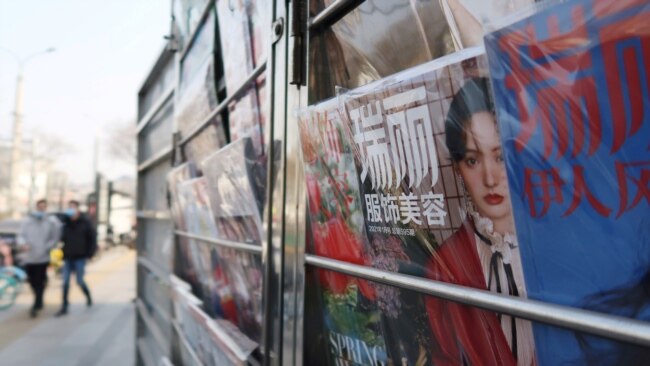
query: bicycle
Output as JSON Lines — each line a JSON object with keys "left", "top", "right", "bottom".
{"left": 0, "top": 241, "right": 26, "bottom": 310}
{"left": 0, "top": 266, "right": 26, "bottom": 310}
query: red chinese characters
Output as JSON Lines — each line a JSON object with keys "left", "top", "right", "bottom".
{"left": 498, "top": 1, "right": 650, "bottom": 159}
{"left": 524, "top": 161, "right": 649, "bottom": 218}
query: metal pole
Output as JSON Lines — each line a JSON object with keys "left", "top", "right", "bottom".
{"left": 2, "top": 47, "right": 55, "bottom": 218}
{"left": 92, "top": 135, "right": 99, "bottom": 178}
{"left": 9, "top": 69, "right": 24, "bottom": 218}
{"left": 107, "top": 181, "right": 113, "bottom": 243}
{"left": 94, "top": 173, "right": 101, "bottom": 229}
{"left": 58, "top": 175, "right": 66, "bottom": 211}
{"left": 27, "top": 136, "right": 37, "bottom": 212}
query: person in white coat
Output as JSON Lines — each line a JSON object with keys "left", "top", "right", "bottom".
{"left": 18, "top": 199, "right": 61, "bottom": 318}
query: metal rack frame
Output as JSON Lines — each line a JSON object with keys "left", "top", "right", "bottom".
{"left": 135, "top": 18, "right": 177, "bottom": 366}
{"left": 292, "top": 0, "right": 650, "bottom": 359}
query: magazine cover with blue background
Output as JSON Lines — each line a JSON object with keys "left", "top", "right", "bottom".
{"left": 485, "top": 0, "right": 650, "bottom": 364}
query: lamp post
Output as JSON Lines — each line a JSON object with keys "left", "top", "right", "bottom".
{"left": 1, "top": 47, "right": 55, "bottom": 218}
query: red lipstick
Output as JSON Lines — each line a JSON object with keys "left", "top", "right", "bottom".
{"left": 484, "top": 194, "right": 504, "bottom": 205}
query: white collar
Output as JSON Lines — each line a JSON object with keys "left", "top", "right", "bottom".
{"left": 470, "top": 211, "right": 518, "bottom": 264}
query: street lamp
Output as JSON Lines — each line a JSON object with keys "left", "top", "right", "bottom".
{"left": 0, "top": 47, "right": 56, "bottom": 218}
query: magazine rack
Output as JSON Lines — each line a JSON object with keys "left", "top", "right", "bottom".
{"left": 136, "top": 1, "right": 650, "bottom": 365}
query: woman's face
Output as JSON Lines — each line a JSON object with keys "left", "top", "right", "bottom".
{"left": 457, "top": 112, "right": 513, "bottom": 232}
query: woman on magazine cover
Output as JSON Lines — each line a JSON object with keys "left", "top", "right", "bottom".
{"left": 425, "top": 77, "right": 536, "bottom": 366}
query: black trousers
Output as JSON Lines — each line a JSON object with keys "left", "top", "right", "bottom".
{"left": 24, "top": 263, "right": 49, "bottom": 309}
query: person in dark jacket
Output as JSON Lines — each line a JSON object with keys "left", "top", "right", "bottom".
{"left": 55, "top": 200, "right": 97, "bottom": 317}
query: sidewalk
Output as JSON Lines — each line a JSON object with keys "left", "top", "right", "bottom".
{"left": 0, "top": 247, "right": 136, "bottom": 366}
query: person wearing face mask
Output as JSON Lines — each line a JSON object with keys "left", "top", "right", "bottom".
{"left": 55, "top": 200, "right": 97, "bottom": 317}
{"left": 17, "top": 199, "right": 62, "bottom": 318}
{"left": 425, "top": 78, "right": 536, "bottom": 366}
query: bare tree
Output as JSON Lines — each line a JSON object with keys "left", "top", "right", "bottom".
{"left": 105, "top": 120, "right": 137, "bottom": 165}
{"left": 31, "top": 131, "right": 76, "bottom": 170}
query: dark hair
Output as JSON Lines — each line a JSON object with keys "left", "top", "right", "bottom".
{"left": 68, "top": 200, "right": 80, "bottom": 208}
{"left": 444, "top": 77, "right": 494, "bottom": 162}
{"left": 36, "top": 199, "right": 47, "bottom": 206}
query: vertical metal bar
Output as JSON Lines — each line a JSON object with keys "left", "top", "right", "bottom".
{"left": 280, "top": 85, "right": 308, "bottom": 366}
{"left": 289, "top": 0, "right": 306, "bottom": 85}
{"left": 262, "top": 0, "right": 288, "bottom": 364}
{"left": 281, "top": 0, "right": 309, "bottom": 363}
{"left": 107, "top": 181, "right": 113, "bottom": 242}
{"left": 261, "top": 2, "right": 275, "bottom": 364}
{"left": 93, "top": 173, "right": 101, "bottom": 230}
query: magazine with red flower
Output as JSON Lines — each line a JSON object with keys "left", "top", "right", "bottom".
{"left": 299, "top": 98, "right": 388, "bottom": 365}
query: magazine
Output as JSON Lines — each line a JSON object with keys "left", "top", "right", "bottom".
{"left": 343, "top": 47, "right": 542, "bottom": 366}
{"left": 168, "top": 163, "right": 199, "bottom": 229}
{"left": 188, "top": 301, "right": 215, "bottom": 364}
{"left": 171, "top": 281, "right": 203, "bottom": 364}
{"left": 183, "top": 116, "right": 228, "bottom": 170}
{"left": 298, "top": 98, "right": 389, "bottom": 365}
{"left": 179, "top": 177, "right": 241, "bottom": 325}
{"left": 485, "top": 0, "right": 650, "bottom": 364}
{"left": 176, "top": 7, "right": 221, "bottom": 138}
{"left": 174, "top": 5, "right": 228, "bottom": 167}
{"left": 246, "top": 0, "right": 270, "bottom": 143}
{"left": 206, "top": 318, "right": 258, "bottom": 366}
{"left": 201, "top": 137, "right": 265, "bottom": 342}
{"left": 216, "top": 0, "right": 264, "bottom": 156}
{"left": 178, "top": 178, "right": 221, "bottom": 314}
{"left": 168, "top": 163, "right": 201, "bottom": 293}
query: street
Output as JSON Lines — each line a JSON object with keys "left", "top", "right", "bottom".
{"left": 0, "top": 247, "right": 136, "bottom": 366}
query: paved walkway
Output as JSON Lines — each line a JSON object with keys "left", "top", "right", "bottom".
{"left": 0, "top": 247, "right": 136, "bottom": 366}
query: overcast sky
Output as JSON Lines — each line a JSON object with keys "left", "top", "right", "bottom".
{"left": 0, "top": 0, "right": 171, "bottom": 185}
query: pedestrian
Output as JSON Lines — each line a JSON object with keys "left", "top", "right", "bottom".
{"left": 55, "top": 200, "right": 97, "bottom": 317}
{"left": 17, "top": 199, "right": 62, "bottom": 318}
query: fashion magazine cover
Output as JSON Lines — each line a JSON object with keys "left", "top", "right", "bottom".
{"left": 485, "top": 0, "right": 650, "bottom": 364}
